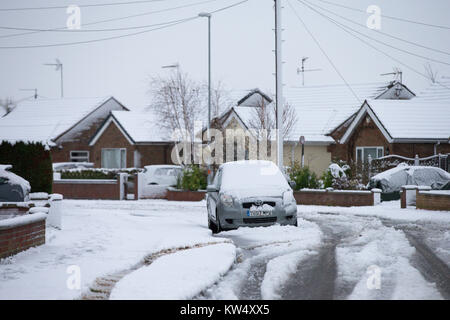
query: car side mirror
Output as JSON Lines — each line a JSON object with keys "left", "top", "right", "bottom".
{"left": 207, "top": 185, "right": 219, "bottom": 193}
{"left": 289, "top": 180, "right": 296, "bottom": 189}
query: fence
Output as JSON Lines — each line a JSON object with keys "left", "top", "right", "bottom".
{"left": 352, "top": 153, "right": 450, "bottom": 184}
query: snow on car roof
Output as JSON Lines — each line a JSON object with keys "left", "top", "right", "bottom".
{"left": 0, "top": 165, "right": 31, "bottom": 194}
{"left": 0, "top": 96, "right": 112, "bottom": 145}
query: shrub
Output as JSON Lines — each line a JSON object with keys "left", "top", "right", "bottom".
{"left": 321, "top": 170, "right": 334, "bottom": 189}
{"left": 287, "top": 163, "right": 320, "bottom": 190}
{"left": 0, "top": 141, "right": 53, "bottom": 193}
{"left": 321, "top": 163, "right": 367, "bottom": 190}
{"left": 180, "top": 165, "right": 207, "bottom": 191}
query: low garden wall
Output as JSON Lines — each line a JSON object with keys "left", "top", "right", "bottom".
{"left": 416, "top": 190, "right": 450, "bottom": 211}
{"left": 0, "top": 212, "right": 47, "bottom": 259}
{"left": 53, "top": 175, "right": 127, "bottom": 200}
{"left": 294, "top": 188, "right": 381, "bottom": 207}
{"left": 166, "top": 189, "right": 206, "bottom": 202}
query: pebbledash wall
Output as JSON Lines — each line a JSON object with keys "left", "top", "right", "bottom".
{"left": 294, "top": 189, "right": 381, "bottom": 207}
{"left": 0, "top": 212, "right": 47, "bottom": 259}
{"left": 416, "top": 190, "right": 450, "bottom": 211}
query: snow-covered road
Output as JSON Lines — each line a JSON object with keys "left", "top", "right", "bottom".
{"left": 0, "top": 199, "right": 448, "bottom": 300}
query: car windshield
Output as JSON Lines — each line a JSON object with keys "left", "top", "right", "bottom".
{"left": 221, "top": 161, "right": 289, "bottom": 191}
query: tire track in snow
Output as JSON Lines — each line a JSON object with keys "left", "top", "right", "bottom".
{"left": 80, "top": 241, "right": 232, "bottom": 300}
{"left": 382, "top": 220, "right": 450, "bottom": 300}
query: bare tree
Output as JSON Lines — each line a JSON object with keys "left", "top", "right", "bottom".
{"left": 424, "top": 63, "right": 439, "bottom": 83}
{"left": 0, "top": 97, "right": 16, "bottom": 116}
{"left": 208, "top": 80, "right": 232, "bottom": 119}
{"left": 148, "top": 70, "right": 203, "bottom": 141}
{"left": 247, "top": 95, "right": 298, "bottom": 140}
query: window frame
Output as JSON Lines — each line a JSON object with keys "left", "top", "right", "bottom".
{"left": 101, "top": 148, "right": 127, "bottom": 169}
{"left": 355, "top": 146, "right": 384, "bottom": 162}
{"left": 70, "top": 150, "right": 90, "bottom": 163}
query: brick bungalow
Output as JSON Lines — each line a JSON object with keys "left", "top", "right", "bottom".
{"left": 210, "top": 81, "right": 415, "bottom": 175}
{"left": 329, "top": 99, "right": 450, "bottom": 162}
{"left": 89, "top": 111, "right": 174, "bottom": 168}
{"left": 0, "top": 96, "right": 173, "bottom": 169}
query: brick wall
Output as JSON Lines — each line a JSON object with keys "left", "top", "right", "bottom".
{"left": 0, "top": 215, "right": 46, "bottom": 259}
{"left": 90, "top": 121, "right": 135, "bottom": 168}
{"left": 416, "top": 191, "right": 450, "bottom": 211}
{"left": 53, "top": 180, "right": 120, "bottom": 200}
{"left": 294, "top": 190, "right": 375, "bottom": 207}
{"left": 166, "top": 189, "right": 206, "bottom": 202}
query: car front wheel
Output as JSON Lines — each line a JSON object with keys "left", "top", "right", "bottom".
{"left": 208, "top": 211, "right": 222, "bottom": 234}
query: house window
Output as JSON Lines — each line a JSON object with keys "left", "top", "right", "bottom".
{"left": 101, "top": 148, "right": 126, "bottom": 169}
{"left": 356, "top": 147, "right": 384, "bottom": 162}
{"left": 70, "top": 151, "right": 89, "bottom": 163}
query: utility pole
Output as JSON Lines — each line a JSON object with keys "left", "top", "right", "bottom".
{"left": 44, "top": 59, "right": 63, "bottom": 98}
{"left": 297, "top": 57, "right": 321, "bottom": 86}
{"left": 199, "top": 12, "right": 213, "bottom": 183}
{"left": 275, "top": 0, "right": 284, "bottom": 170}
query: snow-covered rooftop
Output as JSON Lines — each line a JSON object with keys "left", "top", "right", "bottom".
{"left": 111, "top": 111, "right": 171, "bottom": 143}
{"left": 0, "top": 96, "right": 113, "bottom": 145}
{"left": 415, "top": 76, "right": 450, "bottom": 102}
{"left": 225, "top": 83, "right": 395, "bottom": 143}
{"left": 285, "top": 82, "right": 395, "bottom": 143}
{"left": 367, "top": 99, "right": 450, "bottom": 140}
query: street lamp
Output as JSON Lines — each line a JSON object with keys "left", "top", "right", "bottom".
{"left": 44, "top": 59, "right": 63, "bottom": 98}
{"left": 199, "top": 12, "right": 212, "bottom": 183}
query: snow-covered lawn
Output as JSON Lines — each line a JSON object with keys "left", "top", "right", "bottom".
{"left": 0, "top": 199, "right": 228, "bottom": 300}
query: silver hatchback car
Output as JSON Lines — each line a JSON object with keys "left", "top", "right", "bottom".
{"left": 206, "top": 160, "right": 298, "bottom": 233}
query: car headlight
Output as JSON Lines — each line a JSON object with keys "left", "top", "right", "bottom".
{"left": 283, "top": 190, "right": 295, "bottom": 206}
{"left": 220, "top": 193, "right": 234, "bottom": 207}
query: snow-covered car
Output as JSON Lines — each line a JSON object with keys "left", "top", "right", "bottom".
{"left": 0, "top": 165, "right": 31, "bottom": 202}
{"left": 206, "top": 160, "right": 298, "bottom": 233}
{"left": 143, "top": 165, "right": 182, "bottom": 187}
{"left": 368, "top": 164, "right": 450, "bottom": 198}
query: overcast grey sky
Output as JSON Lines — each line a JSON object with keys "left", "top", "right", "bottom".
{"left": 0, "top": 0, "right": 449, "bottom": 110}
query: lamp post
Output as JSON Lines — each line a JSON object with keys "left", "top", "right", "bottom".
{"left": 44, "top": 59, "right": 63, "bottom": 98}
{"left": 199, "top": 12, "right": 212, "bottom": 183}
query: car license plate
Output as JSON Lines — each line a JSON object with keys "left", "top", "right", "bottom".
{"left": 247, "top": 209, "right": 271, "bottom": 217}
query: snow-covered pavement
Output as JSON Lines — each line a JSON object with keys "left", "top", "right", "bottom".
{"left": 0, "top": 199, "right": 448, "bottom": 300}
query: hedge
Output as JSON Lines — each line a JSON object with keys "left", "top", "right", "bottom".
{"left": 0, "top": 141, "right": 53, "bottom": 193}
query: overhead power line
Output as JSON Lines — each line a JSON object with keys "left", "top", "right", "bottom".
{"left": 303, "top": 0, "right": 450, "bottom": 57}
{"left": 0, "top": 17, "right": 198, "bottom": 49}
{"left": 316, "top": 0, "right": 450, "bottom": 30}
{"left": 0, "top": 0, "right": 167, "bottom": 12}
{"left": 297, "top": 0, "right": 450, "bottom": 67}
{"left": 294, "top": 0, "right": 450, "bottom": 90}
{"left": 0, "top": 0, "right": 222, "bottom": 39}
{"left": 0, "top": 0, "right": 249, "bottom": 49}
{"left": 286, "top": 0, "right": 361, "bottom": 103}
